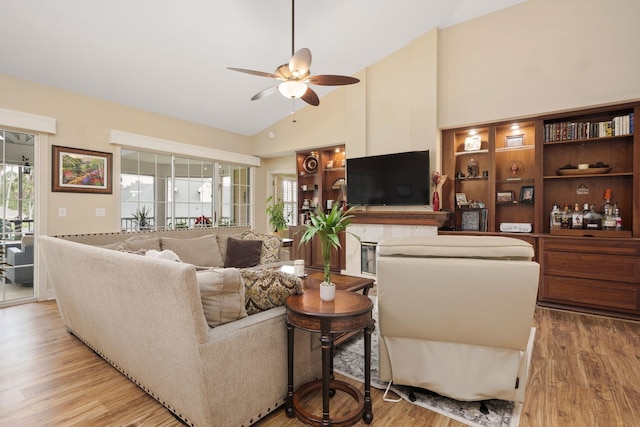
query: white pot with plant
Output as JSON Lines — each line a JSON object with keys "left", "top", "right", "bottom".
{"left": 299, "top": 203, "right": 358, "bottom": 301}
{"left": 266, "top": 196, "right": 289, "bottom": 237}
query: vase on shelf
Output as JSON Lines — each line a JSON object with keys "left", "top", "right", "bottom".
{"left": 431, "top": 171, "right": 447, "bottom": 212}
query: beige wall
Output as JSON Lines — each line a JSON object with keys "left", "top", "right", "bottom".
{"left": 251, "top": 29, "right": 440, "bottom": 164}
{"left": 0, "top": 74, "right": 252, "bottom": 235}
{"left": 438, "top": 0, "right": 640, "bottom": 128}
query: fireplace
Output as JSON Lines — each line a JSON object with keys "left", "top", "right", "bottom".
{"left": 360, "top": 242, "right": 377, "bottom": 275}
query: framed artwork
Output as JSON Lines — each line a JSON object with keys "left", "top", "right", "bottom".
{"left": 464, "top": 135, "right": 482, "bottom": 151}
{"left": 520, "top": 186, "right": 534, "bottom": 203}
{"left": 505, "top": 134, "right": 525, "bottom": 148}
{"left": 455, "top": 192, "right": 469, "bottom": 207}
{"left": 52, "top": 145, "right": 113, "bottom": 193}
{"left": 455, "top": 208, "right": 488, "bottom": 231}
{"left": 496, "top": 190, "right": 515, "bottom": 204}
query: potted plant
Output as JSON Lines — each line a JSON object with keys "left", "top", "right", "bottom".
{"left": 299, "top": 203, "right": 358, "bottom": 301}
{"left": 132, "top": 205, "right": 151, "bottom": 230}
{"left": 266, "top": 196, "right": 289, "bottom": 236}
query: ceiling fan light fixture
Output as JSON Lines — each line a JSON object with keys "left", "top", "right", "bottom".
{"left": 278, "top": 80, "right": 307, "bottom": 99}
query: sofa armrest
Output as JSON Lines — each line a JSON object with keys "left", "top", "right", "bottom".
{"left": 7, "top": 246, "right": 34, "bottom": 265}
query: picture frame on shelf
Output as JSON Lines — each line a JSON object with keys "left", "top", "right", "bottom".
{"left": 464, "top": 135, "right": 482, "bottom": 152}
{"left": 455, "top": 192, "right": 469, "bottom": 207}
{"left": 520, "top": 186, "right": 534, "bottom": 203}
{"left": 505, "top": 134, "right": 525, "bottom": 148}
{"left": 496, "top": 190, "right": 516, "bottom": 204}
{"left": 52, "top": 145, "right": 112, "bottom": 194}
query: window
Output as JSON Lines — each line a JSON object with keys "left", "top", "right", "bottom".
{"left": 281, "top": 177, "right": 297, "bottom": 226}
{"left": 120, "top": 149, "right": 251, "bottom": 230}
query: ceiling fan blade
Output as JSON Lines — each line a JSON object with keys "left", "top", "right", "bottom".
{"left": 227, "top": 67, "right": 280, "bottom": 79}
{"left": 289, "top": 48, "right": 312, "bottom": 77}
{"left": 251, "top": 86, "right": 279, "bottom": 101}
{"left": 305, "top": 75, "right": 360, "bottom": 86}
{"left": 301, "top": 87, "right": 320, "bottom": 106}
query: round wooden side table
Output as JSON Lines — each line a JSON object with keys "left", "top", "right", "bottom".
{"left": 285, "top": 289, "right": 374, "bottom": 427}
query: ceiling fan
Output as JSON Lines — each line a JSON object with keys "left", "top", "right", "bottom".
{"left": 227, "top": 0, "right": 360, "bottom": 107}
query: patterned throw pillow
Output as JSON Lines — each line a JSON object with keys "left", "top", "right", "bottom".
{"left": 241, "top": 230, "right": 282, "bottom": 265}
{"left": 241, "top": 269, "right": 303, "bottom": 315}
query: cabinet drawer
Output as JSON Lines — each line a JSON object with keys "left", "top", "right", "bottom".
{"left": 543, "top": 251, "right": 640, "bottom": 283}
{"left": 542, "top": 237, "right": 640, "bottom": 256}
{"left": 541, "top": 275, "right": 639, "bottom": 311}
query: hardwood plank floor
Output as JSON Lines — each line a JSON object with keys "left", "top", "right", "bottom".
{"left": 1, "top": 300, "right": 639, "bottom": 426}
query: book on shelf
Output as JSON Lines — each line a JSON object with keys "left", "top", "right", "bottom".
{"left": 543, "top": 112, "right": 634, "bottom": 142}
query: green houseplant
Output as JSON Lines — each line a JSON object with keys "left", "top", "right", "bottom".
{"left": 299, "top": 203, "right": 358, "bottom": 295}
{"left": 266, "top": 196, "right": 289, "bottom": 235}
{"left": 132, "top": 205, "right": 151, "bottom": 230}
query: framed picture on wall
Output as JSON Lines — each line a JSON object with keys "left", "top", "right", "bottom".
{"left": 52, "top": 145, "right": 113, "bottom": 194}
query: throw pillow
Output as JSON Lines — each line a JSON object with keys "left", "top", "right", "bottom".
{"left": 224, "top": 238, "right": 262, "bottom": 268}
{"left": 216, "top": 233, "right": 243, "bottom": 264}
{"left": 197, "top": 268, "right": 247, "bottom": 328}
{"left": 161, "top": 234, "right": 224, "bottom": 267}
{"left": 123, "top": 234, "right": 162, "bottom": 251}
{"left": 241, "top": 269, "right": 303, "bottom": 315}
{"left": 241, "top": 230, "right": 282, "bottom": 265}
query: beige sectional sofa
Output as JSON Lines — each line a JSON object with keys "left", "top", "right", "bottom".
{"left": 39, "top": 226, "right": 321, "bottom": 427}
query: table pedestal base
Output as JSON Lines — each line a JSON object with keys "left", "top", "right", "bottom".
{"left": 293, "top": 379, "right": 365, "bottom": 427}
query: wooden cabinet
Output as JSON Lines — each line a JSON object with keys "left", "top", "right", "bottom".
{"left": 442, "top": 121, "right": 536, "bottom": 232}
{"left": 293, "top": 145, "right": 346, "bottom": 271}
{"left": 539, "top": 237, "right": 640, "bottom": 316}
{"left": 442, "top": 102, "right": 640, "bottom": 319}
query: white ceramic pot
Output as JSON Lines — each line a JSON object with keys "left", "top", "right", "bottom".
{"left": 319, "top": 282, "right": 336, "bottom": 302}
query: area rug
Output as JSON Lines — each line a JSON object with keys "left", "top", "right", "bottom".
{"left": 333, "top": 297, "right": 535, "bottom": 427}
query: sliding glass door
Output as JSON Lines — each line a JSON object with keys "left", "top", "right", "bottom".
{"left": 0, "top": 129, "right": 35, "bottom": 305}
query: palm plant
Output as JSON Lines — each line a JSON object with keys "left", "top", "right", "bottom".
{"left": 299, "top": 203, "right": 358, "bottom": 284}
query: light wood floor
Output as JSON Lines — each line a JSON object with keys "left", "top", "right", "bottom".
{"left": 1, "top": 300, "right": 639, "bottom": 426}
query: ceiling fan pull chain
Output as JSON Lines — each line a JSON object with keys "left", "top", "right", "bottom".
{"left": 291, "top": 99, "right": 297, "bottom": 123}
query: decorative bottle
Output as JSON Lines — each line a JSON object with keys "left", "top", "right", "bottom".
{"left": 614, "top": 204, "right": 622, "bottom": 231}
{"left": 550, "top": 202, "right": 560, "bottom": 230}
{"left": 571, "top": 203, "right": 583, "bottom": 229}
{"left": 602, "top": 189, "right": 616, "bottom": 230}
{"left": 560, "top": 203, "right": 572, "bottom": 229}
{"left": 583, "top": 204, "right": 603, "bottom": 230}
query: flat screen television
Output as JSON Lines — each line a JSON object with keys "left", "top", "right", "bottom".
{"left": 346, "top": 150, "right": 430, "bottom": 206}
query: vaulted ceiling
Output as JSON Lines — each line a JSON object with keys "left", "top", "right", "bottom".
{"left": 1, "top": 0, "right": 525, "bottom": 136}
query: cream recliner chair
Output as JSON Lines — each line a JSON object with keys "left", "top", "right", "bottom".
{"left": 376, "top": 235, "right": 539, "bottom": 402}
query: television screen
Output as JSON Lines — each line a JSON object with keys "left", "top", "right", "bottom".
{"left": 346, "top": 150, "right": 430, "bottom": 206}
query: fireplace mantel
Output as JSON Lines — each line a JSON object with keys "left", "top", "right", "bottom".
{"left": 350, "top": 210, "right": 450, "bottom": 227}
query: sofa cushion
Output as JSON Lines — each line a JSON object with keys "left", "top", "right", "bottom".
{"left": 224, "top": 238, "right": 262, "bottom": 268}
{"left": 197, "top": 268, "right": 247, "bottom": 328}
{"left": 161, "top": 234, "right": 224, "bottom": 267}
{"left": 216, "top": 233, "right": 243, "bottom": 264}
{"left": 101, "top": 234, "right": 162, "bottom": 252}
{"left": 241, "top": 269, "right": 303, "bottom": 315}
{"left": 241, "top": 230, "right": 282, "bottom": 264}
